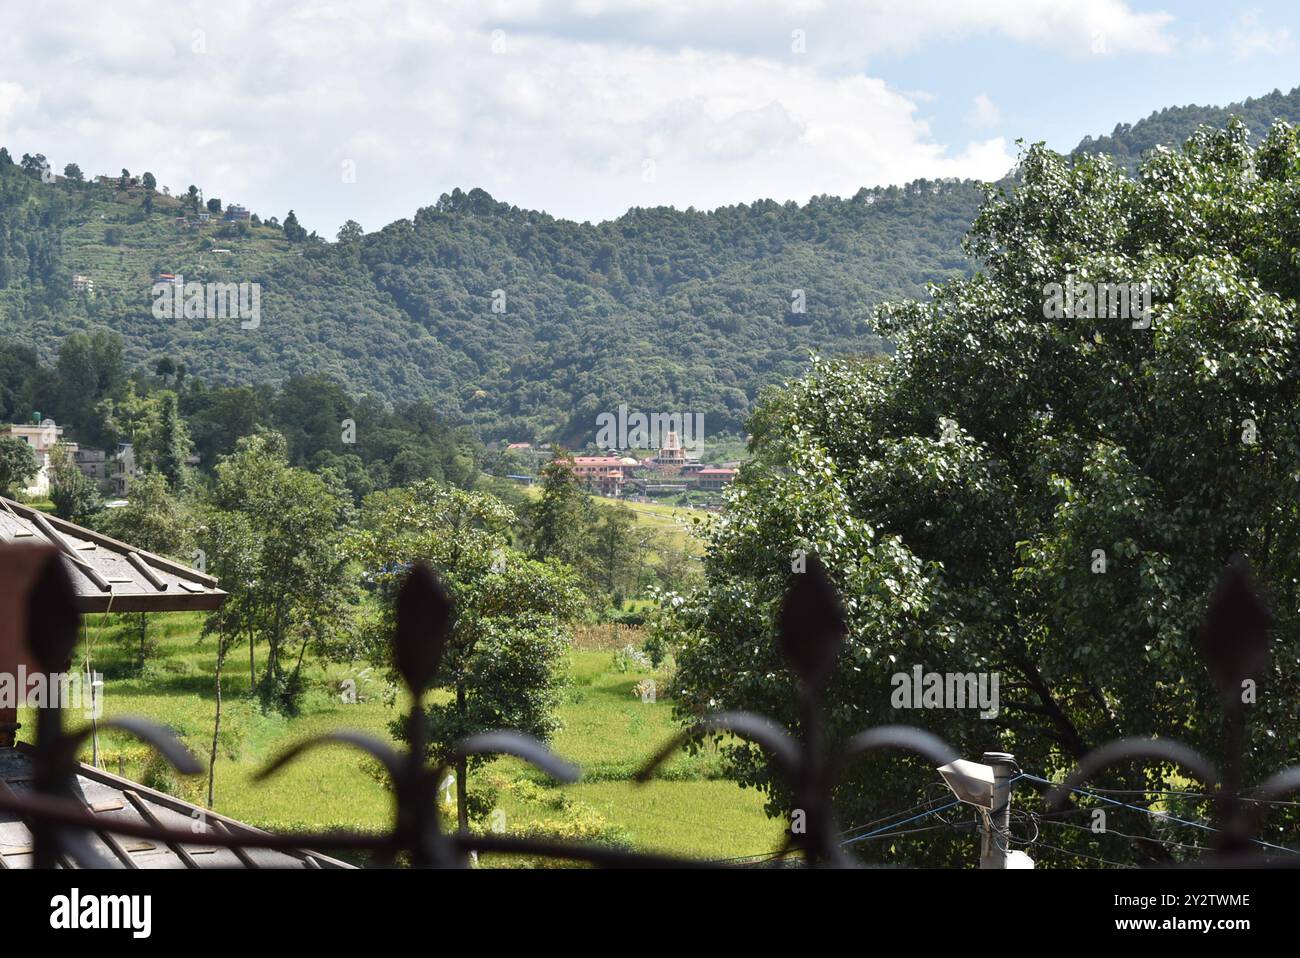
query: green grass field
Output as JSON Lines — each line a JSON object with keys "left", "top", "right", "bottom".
{"left": 17, "top": 612, "right": 784, "bottom": 865}
{"left": 519, "top": 483, "right": 707, "bottom": 554}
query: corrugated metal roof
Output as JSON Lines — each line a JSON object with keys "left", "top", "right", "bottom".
{"left": 0, "top": 498, "right": 225, "bottom": 613}
{"left": 0, "top": 745, "right": 350, "bottom": 869}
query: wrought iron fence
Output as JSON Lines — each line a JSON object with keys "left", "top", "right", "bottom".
{"left": 0, "top": 545, "right": 1297, "bottom": 868}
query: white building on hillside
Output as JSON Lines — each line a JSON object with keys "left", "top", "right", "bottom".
{"left": 6, "top": 420, "right": 71, "bottom": 497}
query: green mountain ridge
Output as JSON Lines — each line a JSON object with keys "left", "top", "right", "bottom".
{"left": 1072, "top": 84, "right": 1300, "bottom": 169}
{"left": 4, "top": 82, "right": 1300, "bottom": 444}
{"left": 1, "top": 165, "right": 978, "bottom": 442}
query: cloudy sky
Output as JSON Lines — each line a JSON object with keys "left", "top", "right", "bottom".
{"left": 2, "top": 0, "right": 1298, "bottom": 235}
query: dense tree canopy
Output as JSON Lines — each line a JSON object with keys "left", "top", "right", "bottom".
{"left": 353, "top": 480, "right": 585, "bottom": 827}
{"left": 671, "top": 120, "right": 1300, "bottom": 867}
{"left": 0, "top": 147, "right": 981, "bottom": 443}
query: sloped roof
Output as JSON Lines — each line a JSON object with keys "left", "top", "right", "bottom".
{"left": 0, "top": 497, "right": 225, "bottom": 612}
{"left": 0, "top": 745, "right": 349, "bottom": 869}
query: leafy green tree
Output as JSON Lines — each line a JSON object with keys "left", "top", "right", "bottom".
{"left": 96, "top": 473, "right": 193, "bottom": 672}
{"left": 672, "top": 120, "right": 1300, "bottom": 867}
{"left": 99, "top": 386, "right": 193, "bottom": 486}
{"left": 62, "top": 163, "right": 83, "bottom": 182}
{"left": 336, "top": 220, "right": 363, "bottom": 245}
{"left": 184, "top": 384, "right": 269, "bottom": 464}
{"left": 283, "top": 210, "right": 307, "bottom": 242}
{"left": 47, "top": 441, "right": 99, "bottom": 521}
{"left": 203, "top": 431, "right": 355, "bottom": 714}
{"left": 195, "top": 505, "right": 259, "bottom": 806}
{"left": 0, "top": 436, "right": 38, "bottom": 497}
{"left": 54, "top": 330, "right": 125, "bottom": 441}
{"left": 152, "top": 392, "right": 191, "bottom": 488}
{"left": 355, "top": 480, "right": 584, "bottom": 830}
{"left": 590, "top": 503, "right": 639, "bottom": 598}
{"left": 20, "top": 153, "right": 48, "bottom": 177}
{"left": 141, "top": 172, "right": 156, "bottom": 191}
{"left": 526, "top": 452, "right": 595, "bottom": 571}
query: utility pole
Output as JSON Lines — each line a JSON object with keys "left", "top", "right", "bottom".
{"left": 979, "top": 751, "right": 1016, "bottom": 869}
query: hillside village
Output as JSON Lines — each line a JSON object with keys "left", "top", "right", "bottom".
{"left": 496, "top": 431, "right": 739, "bottom": 507}
{"left": 6, "top": 416, "right": 139, "bottom": 500}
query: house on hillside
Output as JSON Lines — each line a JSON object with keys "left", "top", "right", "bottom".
{"left": 694, "top": 468, "right": 737, "bottom": 491}
{"left": 5, "top": 420, "right": 69, "bottom": 497}
{"left": 71, "top": 274, "right": 94, "bottom": 294}
{"left": 568, "top": 456, "right": 627, "bottom": 497}
{"left": 72, "top": 444, "right": 139, "bottom": 497}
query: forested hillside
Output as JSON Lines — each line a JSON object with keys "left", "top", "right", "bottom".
{"left": 1072, "top": 85, "right": 1300, "bottom": 169}
{"left": 0, "top": 149, "right": 978, "bottom": 442}
{"left": 4, "top": 82, "right": 1300, "bottom": 444}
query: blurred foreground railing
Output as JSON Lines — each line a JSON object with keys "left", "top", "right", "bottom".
{"left": 0, "top": 544, "right": 1296, "bottom": 868}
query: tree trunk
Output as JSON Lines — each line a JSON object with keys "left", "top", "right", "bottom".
{"left": 291, "top": 629, "right": 310, "bottom": 684}
{"left": 456, "top": 757, "right": 469, "bottom": 833}
{"left": 208, "top": 638, "right": 226, "bottom": 808}
{"left": 138, "top": 612, "right": 148, "bottom": 674}
{"left": 456, "top": 681, "right": 469, "bottom": 832}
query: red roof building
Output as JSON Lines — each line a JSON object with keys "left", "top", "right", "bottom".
{"left": 694, "top": 468, "right": 738, "bottom": 490}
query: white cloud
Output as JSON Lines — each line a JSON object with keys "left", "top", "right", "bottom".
{"left": 0, "top": 0, "right": 1174, "bottom": 232}
{"left": 1231, "top": 11, "right": 1294, "bottom": 60}
{"left": 966, "top": 93, "right": 1001, "bottom": 129}
{"left": 496, "top": 0, "right": 1177, "bottom": 64}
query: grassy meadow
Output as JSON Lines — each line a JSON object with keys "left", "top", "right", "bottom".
{"left": 17, "top": 610, "right": 784, "bottom": 865}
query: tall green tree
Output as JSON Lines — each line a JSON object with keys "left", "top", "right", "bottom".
{"left": 590, "top": 503, "right": 639, "bottom": 599}
{"left": 47, "top": 441, "right": 99, "bottom": 521}
{"left": 525, "top": 452, "right": 594, "bottom": 571}
{"left": 0, "top": 436, "right": 38, "bottom": 497}
{"left": 354, "top": 480, "right": 584, "bottom": 830}
{"left": 195, "top": 506, "right": 259, "bottom": 807}
{"left": 672, "top": 120, "right": 1300, "bottom": 867}
{"left": 203, "top": 431, "right": 355, "bottom": 714}
{"left": 54, "top": 331, "right": 125, "bottom": 441}
{"left": 152, "top": 392, "right": 191, "bottom": 488}
{"left": 96, "top": 473, "right": 194, "bottom": 672}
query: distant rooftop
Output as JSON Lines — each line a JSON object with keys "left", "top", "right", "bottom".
{"left": 0, "top": 497, "right": 225, "bottom": 613}
{"left": 0, "top": 744, "right": 347, "bottom": 869}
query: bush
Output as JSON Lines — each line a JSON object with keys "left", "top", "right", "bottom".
{"left": 140, "top": 748, "right": 201, "bottom": 803}
{"left": 612, "top": 643, "right": 649, "bottom": 673}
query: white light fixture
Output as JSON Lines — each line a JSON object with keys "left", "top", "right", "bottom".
{"left": 937, "top": 758, "right": 998, "bottom": 809}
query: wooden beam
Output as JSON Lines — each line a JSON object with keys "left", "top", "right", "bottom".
{"left": 122, "top": 789, "right": 201, "bottom": 869}
{"left": 212, "top": 819, "right": 260, "bottom": 869}
{"left": 126, "top": 552, "right": 168, "bottom": 591}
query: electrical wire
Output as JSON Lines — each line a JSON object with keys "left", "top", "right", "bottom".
{"left": 1025, "top": 835, "right": 1139, "bottom": 869}
{"left": 1055, "top": 787, "right": 1300, "bottom": 808}
{"left": 838, "top": 793, "right": 963, "bottom": 839}
{"left": 718, "top": 763, "right": 1300, "bottom": 866}
{"left": 1041, "top": 816, "right": 1209, "bottom": 854}
{"left": 841, "top": 799, "right": 962, "bottom": 846}
{"left": 1019, "top": 772, "right": 1300, "bottom": 857}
